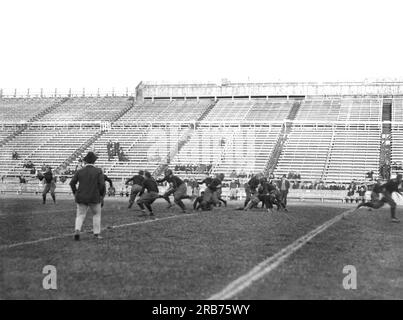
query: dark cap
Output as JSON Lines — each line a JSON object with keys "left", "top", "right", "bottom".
{"left": 139, "top": 170, "right": 144, "bottom": 175}
{"left": 83, "top": 151, "right": 98, "bottom": 164}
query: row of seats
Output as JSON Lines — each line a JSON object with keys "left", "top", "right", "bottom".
{"left": 274, "top": 126, "right": 381, "bottom": 182}
{"left": 0, "top": 98, "right": 62, "bottom": 122}
{"left": 0, "top": 126, "right": 97, "bottom": 177}
{"left": 123, "top": 99, "right": 213, "bottom": 122}
{"left": 203, "top": 99, "right": 293, "bottom": 121}
{"left": 77, "top": 125, "right": 189, "bottom": 179}
{"left": 40, "top": 97, "right": 131, "bottom": 122}
{"left": 296, "top": 98, "right": 382, "bottom": 121}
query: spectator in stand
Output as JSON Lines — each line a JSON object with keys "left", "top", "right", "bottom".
{"left": 114, "top": 142, "right": 120, "bottom": 157}
{"left": 12, "top": 151, "right": 19, "bottom": 160}
{"left": 107, "top": 140, "right": 113, "bottom": 161}
{"left": 118, "top": 147, "right": 129, "bottom": 162}
{"left": 366, "top": 170, "right": 374, "bottom": 181}
{"left": 230, "top": 170, "right": 237, "bottom": 179}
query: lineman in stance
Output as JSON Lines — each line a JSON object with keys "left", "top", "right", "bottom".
{"left": 137, "top": 171, "right": 160, "bottom": 216}
{"left": 126, "top": 170, "right": 145, "bottom": 209}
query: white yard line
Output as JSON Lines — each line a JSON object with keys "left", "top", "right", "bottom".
{"left": 0, "top": 212, "right": 198, "bottom": 250}
{"left": 208, "top": 208, "right": 355, "bottom": 300}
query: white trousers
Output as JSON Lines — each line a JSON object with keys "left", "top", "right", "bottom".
{"left": 75, "top": 203, "right": 102, "bottom": 235}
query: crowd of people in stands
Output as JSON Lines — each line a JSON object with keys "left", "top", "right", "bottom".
{"left": 106, "top": 140, "right": 129, "bottom": 162}
{"left": 174, "top": 163, "right": 212, "bottom": 174}
{"left": 22, "top": 160, "right": 36, "bottom": 174}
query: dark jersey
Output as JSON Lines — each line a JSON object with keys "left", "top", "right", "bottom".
{"left": 140, "top": 178, "right": 159, "bottom": 195}
{"left": 382, "top": 179, "right": 401, "bottom": 194}
{"left": 127, "top": 174, "right": 144, "bottom": 186}
{"left": 372, "top": 183, "right": 382, "bottom": 194}
{"left": 258, "top": 182, "right": 270, "bottom": 195}
{"left": 104, "top": 174, "right": 113, "bottom": 187}
{"left": 193, "top": 196, "right": 203, "bottom": 210}
{"left": 158, "top": 175, "right": 184, "bottom": 188}
{"left": 41, "top": 172, "right": 53, "bottom": 184}
{"left": 201, "top": 177, "right": 213, "bottom": 186}
{"left": 248, "top": 176, "right": 260, "bottom": 191}
{"left": 209, "top": 178, "right": 222, "bottom": 192}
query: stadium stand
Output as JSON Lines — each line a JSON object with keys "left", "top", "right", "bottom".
{"left": 40, "top": 97, "right": 132, "bottom": 122}
{"left": 323, "top": 126, "right": 381, "bottom": 182}
{"left": 212, "top": 125, "right": 283, "bottom": 177}
{"left": 123, "top": 99, "right": 213, "bottom": 122}
{"left": 0, "top": 98, "right": 63, "bottom": 122}
{"left": 0, "top": 125, "right": 98, "bottom": 177}
{"left": 1, "top": 82, "right": 401, "bottom": 192}
{"left": 274, "top": 126, "right": 334, "bottom": 181}
{"left": 391, "top": 98, "right": 403, "bottom": 175}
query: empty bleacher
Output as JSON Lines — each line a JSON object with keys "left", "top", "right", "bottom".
{"left": 123, "top": 99, "right": 213, "bottom": 122}
{"left": 274, "top": 126, "right": 334, "bottom": 181}
{"left": 0, "top": 125, "right": 98, "bottom": 177}
{"left": 0, "top": 93, "right": 393, "bottom": 187}
{"left": 0, "top": 98, "right": 62, "bottom": 122}
{"left": 323, "top": 126, "right": 381, "bottom": 182}
{"left": 391, "top": 98, "right": 403, "bottom": 172}
{"left": 40, "top": 97, "right": 132, "bottom": 122}
{"left": 212, "top": 125, "right": 282, "bottom": 177}
{"left": 295, "top": 98, "right": 341, "bottom": 121}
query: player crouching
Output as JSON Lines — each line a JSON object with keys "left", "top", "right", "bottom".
{"left": 136, "top": 171, "right": 159, "bottom": 216}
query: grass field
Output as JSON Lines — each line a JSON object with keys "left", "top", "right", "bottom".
{"left": 1, "top": 194, "right": 402, "bottom": 300}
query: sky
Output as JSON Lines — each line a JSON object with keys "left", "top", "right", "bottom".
{"left": 1, "top": 0, "right": 403, "bottom": 91}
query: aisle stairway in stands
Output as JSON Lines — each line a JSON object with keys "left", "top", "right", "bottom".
{"left": 266, "top": 100, "right": 302, "bottom": 176}
{"left": 380, "top": 98, "right": 392, "bottom": 178}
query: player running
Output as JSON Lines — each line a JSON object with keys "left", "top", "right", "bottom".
{"left": 157, "top": 169, "right": 191, "bottom": 213}
{"left": 356, "top": 174, "right": 402, "bottom": 223}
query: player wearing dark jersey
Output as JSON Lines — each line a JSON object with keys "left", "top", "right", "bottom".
{"left": 38, "top": 167, "right": 56, "bottom": 204}
{"left": 157, "top": 169, "right": 191, "bottom": 213}
{"left": 243, "top": 175, "right": 260, "bottom": 208}
{"left": 215, "top": 173, "right": 227, "bottom": 207}
{"left": 356, "top": 174, "right": 402, "bottom": 222}
{"left": 193, "top": 191, "right": 205, "bottom": 211}
{"left": 101, "top": 173, "right": 113, "bottom": 207}
{"left": 137, "top": 171, "right": 159, "bottom": 216}
{"left": 126, "top": 170, "right": 145, "bottom": 209}
{"left": 199, "top": 174, "right": 224, "bottom": 209}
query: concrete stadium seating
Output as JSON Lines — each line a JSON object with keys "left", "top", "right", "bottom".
{"left": 0, "top": 94, "right": 395, "bottom": 186}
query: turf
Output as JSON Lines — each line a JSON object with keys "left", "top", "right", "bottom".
{"left": 0, "top": 195, "right": 401, "bottom": 299}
